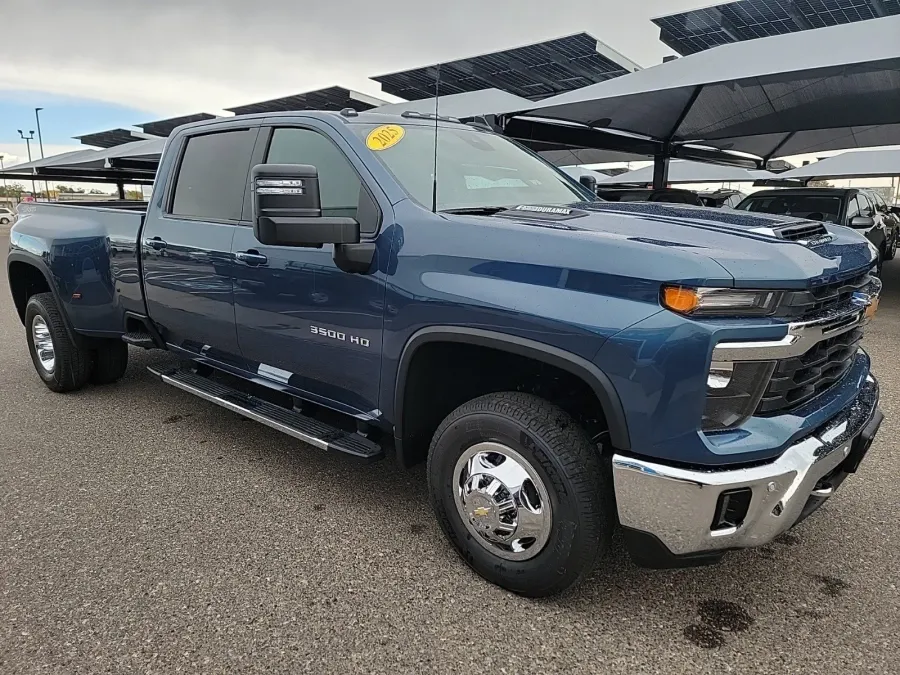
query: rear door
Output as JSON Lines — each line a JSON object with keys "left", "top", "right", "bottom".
{"left": 141, "top": 126, "right": 259, "bottom": 361}
{"left": 231, "top": 120, "right": 388, "bottom": 416}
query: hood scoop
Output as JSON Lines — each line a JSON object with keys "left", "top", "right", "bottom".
{"left": 750, "top": 221, "right": 831, "bottom": 245}
{"left": 496, "top": 204, "right": 589, "bottom": 222}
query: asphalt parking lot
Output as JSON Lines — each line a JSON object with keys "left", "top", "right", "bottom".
{"left": 1, "top": 229, "right": 898, "bottom": 675}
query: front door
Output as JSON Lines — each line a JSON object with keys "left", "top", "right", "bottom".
{"left": 142, "top": 127, "right": 259, "bottom": 361}
{"left": 232, "top": 122, "right": 388, "bottom": 417}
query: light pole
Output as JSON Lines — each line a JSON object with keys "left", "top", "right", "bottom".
{"left": 0, "top": 155, "right": 7, "bottom": 202}
{"left": 35, "top": 108, "right": 50, "bottom": 199}
{"left": 17, "top": 130, "right": 37, "bottom": 197}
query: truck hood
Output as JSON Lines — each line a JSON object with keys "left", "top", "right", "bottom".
{"left": 483, "top": 202, "right": 877, "bottom": 288}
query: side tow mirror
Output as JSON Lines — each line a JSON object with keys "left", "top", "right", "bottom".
{"left": 579, "top": 174, "right": 597, "bottom": 194}
{"left": 252, "top": 163, "right": 360, "bottom": 248}
{"left": 849, "top": 215, "right": 876, "bottom": 229}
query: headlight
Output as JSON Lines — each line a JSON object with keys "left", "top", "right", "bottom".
{"left": 702, "top": 360, "right": 775, "bottom": 431}
{"left": 662, "top": 286, "right": 779, "bottom": 317}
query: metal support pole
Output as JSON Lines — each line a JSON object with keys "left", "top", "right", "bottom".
{"left": 652, "top": 154, "right": 670, "bottom": 191}
{"left": 35, "top": 108, "right": 50, "bottom": 200}
{"left": 117, "top": 181, "right": 126, "bottom": 200}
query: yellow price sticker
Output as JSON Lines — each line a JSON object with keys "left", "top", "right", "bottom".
{"left": 366, "top": 124, "right": 405, "bottom": 151}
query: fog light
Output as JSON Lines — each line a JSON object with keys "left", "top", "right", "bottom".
{"left": 708, "top": 361, "right": 734, "bottom": 389}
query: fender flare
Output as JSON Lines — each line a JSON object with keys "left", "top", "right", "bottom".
{"left": 394, "top": 326, "right": 631, "bottom": 451}
{"left": 7, "top": 250, "right": 83, "bottom": 347}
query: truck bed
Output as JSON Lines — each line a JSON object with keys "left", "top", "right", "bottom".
{"left": 9, "top": 201, "right": 147, "bottom": 336}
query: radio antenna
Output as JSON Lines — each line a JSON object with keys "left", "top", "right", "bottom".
{"left": 431, "top": 63, "right": 441, "bottom": 213}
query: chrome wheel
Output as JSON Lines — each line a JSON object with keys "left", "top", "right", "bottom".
{"left": 453, "top": 442, "right": 552, "bottom": 561}
{"left": 31, "top": 315, "right": 56, "bottom": 373}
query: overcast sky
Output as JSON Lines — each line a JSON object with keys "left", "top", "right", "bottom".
{"left": 0, "top": 0, "right": 709, "bottom": 164}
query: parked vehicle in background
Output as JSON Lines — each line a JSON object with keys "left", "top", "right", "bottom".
{"left": 736, "top": 188, "right": 900, "bottom": 269}
{"left": 699, "top": 189, "right": 746, "bottom": 209}
{"left": 0, "top": 207, "right": 17, "bottom": 225}
{"left": 596, "top": 187, "right": 704, "bottom": 206}
{"left": 7, "top": 111, "right": 884, "bottom": 597}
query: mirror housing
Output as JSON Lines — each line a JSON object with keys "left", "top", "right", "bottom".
{"left": 579, "top": 174, "right": 597, "bottom": 193}
{"left": 849, "top": 215, "right": 875, "bottom": 229}
{"left": 252, "top": 163, "right": 360, "bottom": 247}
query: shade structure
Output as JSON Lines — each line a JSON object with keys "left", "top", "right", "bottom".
{"left": 373, "top": 89, "right": 533, "bottom": 119}
{"left": 537, "top": 148, "right": 650, "bottom": 166}
{"left": 558, "top": 166, "right": 611, "bottom": 182}
{"left": 0, "top": 138, "right": 163, "bottom": 185}
{"left": 597, "top": 160, "right": 774, "bottom": 185}
{"left": 516, "top": 15, "right": 900, "bottom": 162}
{"left": 776, "top": 148, "right": 900, "bottom": 181}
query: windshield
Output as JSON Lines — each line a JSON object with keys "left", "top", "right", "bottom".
{"left": 352, "top": 123, "right": 588, "bottom": 212}
{"left": 736, "top": 194, "right": 843, "bottom": 223}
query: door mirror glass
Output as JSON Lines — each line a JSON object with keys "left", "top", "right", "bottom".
{"left": 849, "top": 215, "right": 875, "bottom": 229}
{"left": 251, "top": 163, "right": 360, "bottom": 247}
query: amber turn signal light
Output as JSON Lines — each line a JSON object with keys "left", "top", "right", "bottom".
{"left": 661, "top": 286, "right": 699, "bottom": 313}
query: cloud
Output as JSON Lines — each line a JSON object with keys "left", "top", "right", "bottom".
{"left": 0, "top": 0, "right": 692, "bottom": 115}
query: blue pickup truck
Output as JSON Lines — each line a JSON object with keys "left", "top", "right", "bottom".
{"left": 7, "top": 111, "right": 884, "bottom": 596}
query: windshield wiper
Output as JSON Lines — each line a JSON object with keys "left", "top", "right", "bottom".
{"left": 440, "top": 206, "right": 509, "bottom": 216}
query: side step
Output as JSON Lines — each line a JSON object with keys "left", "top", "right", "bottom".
{"left": 148, "top": 366, "right": 384, "bottom": 461}
{"left": 123, "top": 331, "right": 157, "bottom": 349}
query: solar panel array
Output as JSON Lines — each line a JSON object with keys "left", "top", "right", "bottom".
{"left": 74, "top": 129, "right": 149, "bottom": 148}
{"left": 137, "top": 113, "right": 217, "bottom": 138}
{"left": 372, "top": 33, "right": 638, "bottom": 101}
{"left": 654, "top": 0, "right": 899, "bottom": 55}
{"left": 226, "top": 87, "right": 385, "bottom": 115}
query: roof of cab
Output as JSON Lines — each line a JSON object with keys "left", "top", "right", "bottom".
{"left": 173, "top": 109, "right": 473, "bottom": 135}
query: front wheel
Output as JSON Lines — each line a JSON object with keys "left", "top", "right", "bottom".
{"left": 427, "top": 392, "right": 613, "bottom": 597}
{"left": 0, "top": 218, "right": 10, "bottom": 225}
{"left": 25, "top": 293, "right": 92, "bottom": 392}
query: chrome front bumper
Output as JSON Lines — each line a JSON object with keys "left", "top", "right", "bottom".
{"left": 612, "top": 375, "right": 881, "bottom": 560}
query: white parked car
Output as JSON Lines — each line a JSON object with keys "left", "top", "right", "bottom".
{"left": 0, "top": 207, "right": 17, "bottom": 225}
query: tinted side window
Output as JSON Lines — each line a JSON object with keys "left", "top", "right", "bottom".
{"left": 846, "top": 196, "right": 863, "bottom": 221}
{"left": 171, "top": 129, "right": 256, "bottom": 221}
{"left": 859, "top": 193, "right": 875, "bottom": 216}
{"left": 266, "top": 128, "right": 363, "bottom": 222}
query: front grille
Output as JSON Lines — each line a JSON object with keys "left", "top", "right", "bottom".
{"left": 775, "top": 271, "right": 873, "bottom": 320}
{"left": 756, "top": 328, "right": 864, "bottom": 415}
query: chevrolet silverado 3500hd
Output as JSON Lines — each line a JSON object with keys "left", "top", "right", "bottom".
{"left": 8, "top": 111, "right": 884, "bottom": 596}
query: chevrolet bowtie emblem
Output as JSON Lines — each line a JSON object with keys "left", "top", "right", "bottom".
{"left": 473, "top": 506, "right": 491, "bottom": 518}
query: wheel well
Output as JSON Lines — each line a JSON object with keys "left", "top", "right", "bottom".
{"left": 397, "top": 341, "right": 611, "bottom": 467}
{"left": 9, "top": 261, "right": 51, "bottom": 324}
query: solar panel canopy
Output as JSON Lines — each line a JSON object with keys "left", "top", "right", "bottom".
{"left": 137, "top": 113, "right": 217, "bottom": 137}
{"left": 74, "top": 128, "right": 154, "bottom": 148}
{"left": 372, "top": 33, "right": 641, "bottom": 102}
{"left": 226, "top": 87, "right": 386, "bottom": 115}
{"left": 654, "top": 0, "right": 900, "bottom": 56}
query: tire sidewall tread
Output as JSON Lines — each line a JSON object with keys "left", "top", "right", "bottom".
{"left": 427, "top": 392, "right": 612, "bottom": 597}
{"left": 24, "top": 292, "right": 91, "bottom": 392}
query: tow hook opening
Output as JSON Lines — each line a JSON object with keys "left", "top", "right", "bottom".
{"left": 711, "top": 488, "right": 753, "bottom": 531}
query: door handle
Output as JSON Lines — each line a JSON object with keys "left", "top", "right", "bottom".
{"left": 144, "top": 236, "right": 167, "bottom": 251}
{"left": 235, "top": 250, "right": 268, "bottom": 266}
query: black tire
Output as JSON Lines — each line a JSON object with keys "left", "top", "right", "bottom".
{"left": 91, "top": 339, "right": 129, "bottom": 384}
{"left": 24, "top": 292, "right": 92, "bottom": 392}
{"left": 884, "top": 234, "right": 897, "bottom": 262}
{"left": 0, "top": 218, "right": 9, "bottom": 225}
{"left": 427, "top": 392, "right": 612, "bottom": 597}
